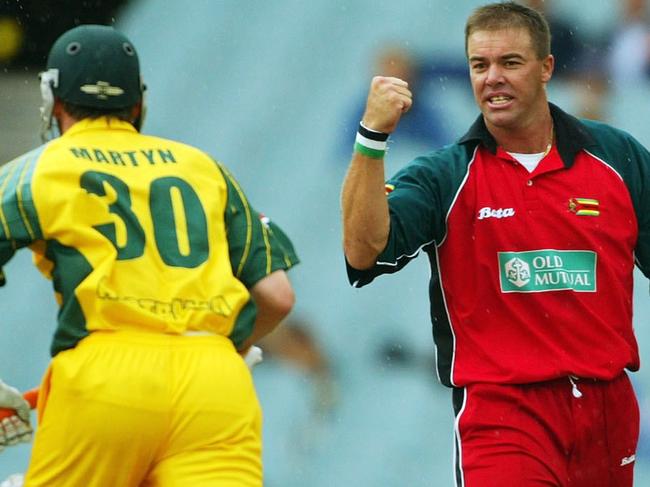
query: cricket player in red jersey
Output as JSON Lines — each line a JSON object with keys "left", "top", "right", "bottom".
{"left": 342, "top": 2, "right": 649, "bottom": 486}
{"left": 0, "top": 25, "right": 298, "bottom": 486}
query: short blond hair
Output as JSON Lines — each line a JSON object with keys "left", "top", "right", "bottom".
{"left": 465, "top": 1, "right": 551, "bottom": 59}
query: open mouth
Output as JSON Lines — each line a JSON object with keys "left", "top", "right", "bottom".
{"left": 488, "top": 95, "right": 513, "bottom": 105}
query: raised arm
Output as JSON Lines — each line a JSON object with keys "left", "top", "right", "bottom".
{"left": 341, "top": 76, "right": 412, "bottom": 270}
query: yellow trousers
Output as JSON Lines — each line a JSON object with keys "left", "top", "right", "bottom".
{"left": 24, "top": 330, "right": 262, "bottom": 486}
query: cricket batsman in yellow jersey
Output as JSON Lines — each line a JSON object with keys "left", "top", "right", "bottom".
{"left": 0, "top": 25, "right": 298, "bottom": 486}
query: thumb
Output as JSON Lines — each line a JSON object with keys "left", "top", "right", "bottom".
{"left": 13, "top": 399, "right": 30, "bottom": 424}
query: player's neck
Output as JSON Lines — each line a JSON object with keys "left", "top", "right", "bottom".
{"left": 489, "top": 115, "right": 554, "bottom": 155}
{"left": 53, "top": 108, "right": 80, "bottom": 135}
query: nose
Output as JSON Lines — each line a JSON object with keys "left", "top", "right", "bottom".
{"left": 485, "top": 64, "right": 505, "bottom": 86}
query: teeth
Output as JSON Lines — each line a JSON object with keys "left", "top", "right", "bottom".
{"left": 490, "top": 96, "right": 511, "bottom": 104}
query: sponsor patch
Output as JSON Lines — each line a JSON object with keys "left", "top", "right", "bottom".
{"left": 498, "top": 249, "right": 597, "bottom": 293}
{"left": 477, "top": 206, "right": 515, "bottom": 220}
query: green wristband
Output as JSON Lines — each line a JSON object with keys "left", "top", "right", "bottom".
{"left": 354, "top": 141, "right": 385, "bottom": 159}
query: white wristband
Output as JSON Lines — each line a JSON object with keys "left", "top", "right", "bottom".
{"left": 355, "top": 131, "right": 388, "bottom": 151}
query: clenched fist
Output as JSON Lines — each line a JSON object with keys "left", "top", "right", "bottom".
{"left": 361, "top": 76, "right": 413, "bottom": 134}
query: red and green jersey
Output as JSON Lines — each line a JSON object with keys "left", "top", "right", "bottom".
{"left": 0, "top": 117, "right": 298, "bottom": 355}
{"left": 348, "top": 103, "right": 650, "bottom": 387}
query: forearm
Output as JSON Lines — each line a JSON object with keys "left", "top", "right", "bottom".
{"left": 341, "top": 76, "right": 411, "bottom": 270}
{"left": 238, "top": 270, "right": 295, "bottom": 351}
{"left": 241, "top": 304, "right": 291, "bottom": 349}
{"left": 341, "top": 151, "right": 390, "bottom": 270}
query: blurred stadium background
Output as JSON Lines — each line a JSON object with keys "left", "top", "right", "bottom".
{"left": 1, "top": 0, "right": 650, "bottom": 485}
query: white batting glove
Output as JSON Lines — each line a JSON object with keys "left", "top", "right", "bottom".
{"left": 0, "top": 380, "right": 32, "bottom": 451}
{"left": 0, "top": 416, "right": 32, "bottom": 450}
{"left": 0, "top": 380, "right": 29, "bottom": 423}
{"left": 0, "top": 474, "right": 24, "bottom": 487}
{"left": 243, "top": 346, "right": 263, "bottom": 370}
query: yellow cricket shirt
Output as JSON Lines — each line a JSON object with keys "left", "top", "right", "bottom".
{"left": 0, "top": 117, "right": 298, "bottom": 355}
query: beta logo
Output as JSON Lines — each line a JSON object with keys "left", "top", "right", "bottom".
{"left": 477, "top": 206, "right": 515, "bottom": 220}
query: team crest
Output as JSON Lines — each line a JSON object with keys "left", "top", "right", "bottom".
{"left": 568, "top": 197, "right": 599, "bottom": 216}
{"left": 80, "top": 81, "right": 125, "bottom": 99}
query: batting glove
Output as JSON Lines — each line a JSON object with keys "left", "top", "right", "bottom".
{"left": 0, "top": 380, "right": 32, "bottom": 451}
{"left": 0, "top": 380, "right": 29, "bottom": 423}
{"left": 242, "top": 346, "right": 263, "bottom": 370}
{"left": 0, "top": 416, "right": 32, "bottom": 450}
{"left": 0, "top": 474, "right": 24, "bottom": 487}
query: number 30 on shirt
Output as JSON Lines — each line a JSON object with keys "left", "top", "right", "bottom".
{"left": 80, "top": 170, "right": 209, "bottom": 268}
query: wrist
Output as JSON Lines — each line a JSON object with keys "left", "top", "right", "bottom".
{"left": 359, "top": 121, "right": 389, "bottom": 140}
{"left": 354, "top": 122, "right": 389, "bottom": 159}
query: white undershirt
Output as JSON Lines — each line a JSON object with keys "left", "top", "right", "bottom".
{"left": 507, "top": 151, "right": 546, "bottom": 173}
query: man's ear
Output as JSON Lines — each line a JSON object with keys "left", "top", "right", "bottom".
{"left": 541, "top": 54, "right": 554, "bottom": 83}
{"left": 52, "top": 98, "right": 64, "bottom": 118}
{"left": 131, "top": 102, "right": 142, "bottom": 120}
{"left": 132, "top": 100, "right": 145, "bottom": 131}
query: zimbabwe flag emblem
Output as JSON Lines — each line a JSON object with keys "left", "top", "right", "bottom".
{"left": 568, "top": 197, "right": 599, "bottom": 216}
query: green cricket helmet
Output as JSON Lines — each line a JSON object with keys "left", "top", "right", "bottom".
{"left": 39, "top": 24, "right": 146, "bottom": 139}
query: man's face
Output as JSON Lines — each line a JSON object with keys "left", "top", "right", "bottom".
{"left": 467, "top": 27, "right": 553, "bottom": 131}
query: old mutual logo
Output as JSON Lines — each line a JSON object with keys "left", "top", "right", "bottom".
{"left": 499, "top": 250, "right": 597, "bottom": 293}
{"left": 504, "top": 257, "right": 531, "bottom": 287}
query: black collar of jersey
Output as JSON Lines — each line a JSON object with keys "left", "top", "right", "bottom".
{"left": 458, "top": 102, "right": 597, "bottom": 169}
